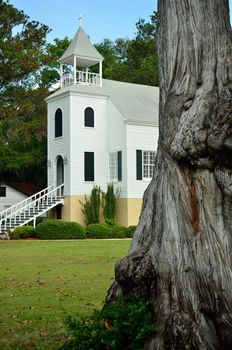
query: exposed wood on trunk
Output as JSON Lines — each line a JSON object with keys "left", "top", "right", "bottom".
{"left": 189, "top": 173, "right": 200, "bottom": 235}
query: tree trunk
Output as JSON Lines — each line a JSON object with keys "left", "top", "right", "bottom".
{"left": 106, "top": 1, "right": 232, "bottom": 349}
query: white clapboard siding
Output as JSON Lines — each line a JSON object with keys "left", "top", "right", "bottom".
{"left": 47, "top": 95, "right": 71, "bottom": 195}
{"left": 0, "top": 185, "right": 27, "bottom": 212}
{"left": 107, "top": 100, "right": 127, "bottom": 198}
{"left": 69, "top": 93, "right": 108, "bottom": 195}
{"left": 127, "top": 124, "right": 159, "bottom": 198}
{"left": 46, "top": 85, "right": 159, "bottom": 202}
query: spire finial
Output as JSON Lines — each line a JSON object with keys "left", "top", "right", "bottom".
{"left": 79, "top": 15, "right": 83, "bottom": 27}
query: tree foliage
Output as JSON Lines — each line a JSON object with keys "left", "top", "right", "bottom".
{"left": 37, "top": 37, "right": 70, "bottom": 88}
{"left": 0, "top": 1, "right": 70, "bottom": 188}
{"left": 95, "top": 11, "right": 159, "bottom": 86}
{"left": 0, "top": 0, "right": 50, "bottom": 90}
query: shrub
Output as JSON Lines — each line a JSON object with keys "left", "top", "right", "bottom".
{"left": 80, "top": 186, "right": 101, "bottom": 225}
{"left": 109, "top": 224, "right": 127, "bottom": 238}
{"left": 10, "top": 226, "right": 35, "bottom": 239}
{"left": 27, "top": 216, "right": 47, "bottom": 227}
{"left": 102, "top": 183, "right": 120, "bottom": 221}
{"left": 86, "top": 223, "right": 111, "bottom": 239}
{"left": 126, "top": 225, "right": 137, "bottom": 238}
{"left": 105, "top": 218, "right": 116, "bottom": 226}
{"left": 35, "top": 220, "right": 86, "bottom": 240}
{"left": 86, "top": 223, "right": 128, "bottom": 239}
{"left": 62, "top": 294, "right": 156, "bottom": 350}
{"left": 35, "top": 216, "right": 47, "bottom": 225}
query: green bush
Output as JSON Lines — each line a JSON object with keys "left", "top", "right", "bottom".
{"left": 62, "top": 294, "right": 156, "bottom": 350}
{"left": 86, "top": 223, "right": 111, "bottom": 239}
{"left": 105, "top": 218, "right": 116, "bottom": 226}
{"left": 86, "top": 223, "right": 128, "bottom": 239}
{"left": 27, "top": 216, "right": 47, "bottom": 227}
{"left": 102, "top": 183, "right": 119, "bottom": 221}
{"left": 109, "top": 224, "right": 127, "bottom": 238}
{"left": 10, "top": 225, "right": 35, "bottom": 239}
{"left": 80, "top": 186, "right": 101, "bottom": 225}
{"left": 35, "top": 220, "right": 86, "bottom": 240}
{"left": 126, "top": 225, "right": 137, "bottom": 238}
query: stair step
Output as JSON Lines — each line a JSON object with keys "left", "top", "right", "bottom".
{"left": 0, "top": 186, "right": 63, "bottom": 233}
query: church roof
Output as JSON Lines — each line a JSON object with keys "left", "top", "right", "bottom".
{"left": 103, "top": 80, "right": 159, "bottom": 126}
{"left": 5, "top": 182, "right": 38, "bottom": 196}
{"left": 59, "top": 26, "right": 104, "bottom": 67}
{"left": 46, "top": 79, "right": 159, "bottom": 126}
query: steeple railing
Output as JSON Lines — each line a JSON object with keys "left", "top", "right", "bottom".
{"left": 62, "top": 70, "right": 100, "bottom": 88}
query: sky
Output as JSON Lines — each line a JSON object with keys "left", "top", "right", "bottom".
{"left": 8, "top": 0, "right": 232, "bottom": 45}
{"left": 9, "top": 0, "right": 157, "bottom": 44}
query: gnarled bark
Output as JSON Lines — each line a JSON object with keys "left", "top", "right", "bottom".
{"left": 106, "top": 1, "right": 232, "bottom": 349}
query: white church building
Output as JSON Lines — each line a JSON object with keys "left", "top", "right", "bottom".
{"left": 45, "top": 24, "right": 159, "bottom": 227}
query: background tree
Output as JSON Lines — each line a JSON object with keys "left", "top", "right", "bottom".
{"left": 95, "top": 11, "right": 159, "bottom": 86}
{"left": 0, "top": 0, "right": 49, "bottom": 187}
{"left": 0, "top": 1, "right": 69, "bottom": 188}
{"left": 37, "top": 37, "right": 70, "bottom": 88}
{"left": 0, "top": 0, "right": 50, "bottom": 90}
{"left": 106, "top": 1, "right": 232, "bottom": 349}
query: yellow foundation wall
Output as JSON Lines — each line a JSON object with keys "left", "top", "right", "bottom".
{"left": 115, "top": 198, "right": 128, "bottom": 227}
{"left": 60, "top": 196, "right": 143, "bottom": 227}
{"left": 48, "top": 208, "right": 56, "bottom": 219}
{"left": 61, "top": 195, "right": 86, "bottom": 226}
{"left": 126, "top": 198, "right": 143, "bottom": 227}
{"left": 116, "top": 198, "right": 143, "bottom": 227}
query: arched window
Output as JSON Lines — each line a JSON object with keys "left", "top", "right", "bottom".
{"left": 84, "top": 107, "right": 94, "bottom": 127}
{"left": 55, "top": 108, "right": 63, "bottom": 137}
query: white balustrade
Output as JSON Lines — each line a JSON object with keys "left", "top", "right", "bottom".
{"left": 0, "top": 183, "right": 64, "bottom": 233}
{"left": 62, "top": 70, "right": 100, "bottom": 88}
{"left": 62, "top": 73, "right": 73, "bottom": 87}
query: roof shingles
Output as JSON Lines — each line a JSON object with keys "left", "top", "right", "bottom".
{"left": 5, "top": 183, "right": 38, "bottom": 197}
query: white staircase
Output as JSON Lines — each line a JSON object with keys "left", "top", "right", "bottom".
{"left": 0, "top": 184, "right": 64, "bottom": 235}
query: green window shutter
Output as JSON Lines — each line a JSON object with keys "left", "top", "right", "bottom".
{"left": 117, "top": 151, "right": 122, "bottom": 181}
{"left": 136, "top": 150, "right": 142, "bottom": 180}
{"left": 84, "top": 152, "right": 94, "bottom": 181}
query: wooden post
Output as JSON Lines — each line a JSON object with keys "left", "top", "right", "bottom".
{"left": 99, "top": 61, "right": 102, "bottom": 87}
{"left": 73, "top": 56, "right": 76, "bottom": 85}
{"left": 60, "top": 64, "right": 63, "bottom": 88}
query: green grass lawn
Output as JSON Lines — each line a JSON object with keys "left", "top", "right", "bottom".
{"left": 0, "top": 240, "right": 131, "bottom": 350}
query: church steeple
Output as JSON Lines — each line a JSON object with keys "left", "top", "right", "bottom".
{"left": 59, "top": 24, "right": 104, "bottom": 88}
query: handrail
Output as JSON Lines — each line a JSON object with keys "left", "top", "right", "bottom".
{"left": 0, "top": 184, "right": 54, "bottom": 221}
{"left": 62, "top": 70, "right": 100, "bottom": 87}
{"left": 62, "top": 73, "right": 73, "bottom": 87}
{"left": 77, "top": 71, "right": 100, "bottom": 85}
{"left": 0, "top": 184, "right": 64, "bottom": 232}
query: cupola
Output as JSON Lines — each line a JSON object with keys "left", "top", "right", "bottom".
{"left": 59, "top": 20, "right": 104, "bottom": 88}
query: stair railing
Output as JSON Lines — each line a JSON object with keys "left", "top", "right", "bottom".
{"left": 0, "top": 183, "right": 64, "bottom": 233}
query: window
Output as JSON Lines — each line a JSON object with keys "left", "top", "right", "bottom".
{"left": 109, "top": 153, "right": 117, "bottom": 181}
{"left": 143, "top": 151, "right": 155, "bottom": 178}
{"left": 136, "top": 150, "right": 155, "bottom": 180}
{"left": 0, "top": 186, "right": 6, "bottom": 197}
{"left": 109, "top": 151, "right": 122, "bottom": 182}
{"left": 84, "top": 107, "right": 94, "bottom": 127}
{"left": 55, "top": 108, "right": 63, "bottom": 137}
{"left": 84, "top": 152, "right": 94, "bottom": 181}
